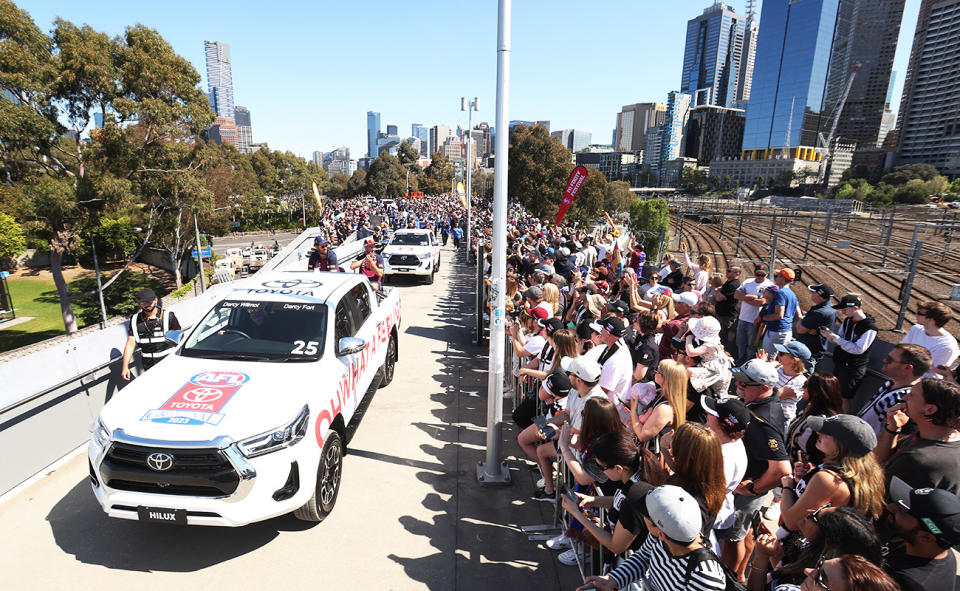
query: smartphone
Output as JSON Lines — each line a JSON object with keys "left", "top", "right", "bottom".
{"left": 751, "top": 511, "right": 772, "bottom": 539}
{"left": 563, "top": 488, "right": 580, "bottom": 507}
{"left": 536, "top": 426, "right": 557, "bottom": 443}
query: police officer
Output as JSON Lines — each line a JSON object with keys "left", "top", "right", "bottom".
{"left": 121, "top": 288, "right": 181, "bottom": 380}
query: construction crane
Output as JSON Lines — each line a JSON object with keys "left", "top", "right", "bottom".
{"left": 817, "top": 62, "right": 861, "bottom": 185}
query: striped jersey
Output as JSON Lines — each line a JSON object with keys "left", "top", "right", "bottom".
{"left": 608, "top": 534, "right": 725, "bottom": 591}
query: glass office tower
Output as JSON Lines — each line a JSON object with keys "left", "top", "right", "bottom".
{"left": 366, "top": 111, "right": 381, "bottom": 158}
{"left": 741, "top": 0, "right": 840, "bottom": 157}
{"left": 681, "top": 2, "right": 747, "bottom": 107}
{"left": 204, "top": 41, "right": 235, "bottom": 120}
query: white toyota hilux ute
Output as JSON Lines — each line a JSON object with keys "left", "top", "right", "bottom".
{"left": 88, "top": 270, "right": 400, "bottom": 526}
{"left": 381, "top": 228, "right": 441, "bottom": 284}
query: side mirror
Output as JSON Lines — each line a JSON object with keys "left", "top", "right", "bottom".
{"left": 338, "top": 336, "right": 366, "bottom": 356}
{"left": 164, "top": 330, "right": 184, "bottom": 345}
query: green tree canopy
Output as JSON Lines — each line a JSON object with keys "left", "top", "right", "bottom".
{"left": 508, "top": 124, "right": 575, "bottom": 221}
{"left": 629, "top": 198, "right": 669, "bottom": 262}
{"left": 605, "top": 181, "right": 634, "bottom": 214}
{"left": 421, "top": 151, "right": 453, "bottom": 195}
{"left": 0, "top": 212, "right": 26, "bottom": 263}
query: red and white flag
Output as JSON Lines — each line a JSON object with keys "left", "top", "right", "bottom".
{"left": 556, "top": 166, "right": 588, "bottom": 226}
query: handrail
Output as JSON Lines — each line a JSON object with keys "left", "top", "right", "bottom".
{"left": 0, "top": 355, "right": 122, "bottom": 416}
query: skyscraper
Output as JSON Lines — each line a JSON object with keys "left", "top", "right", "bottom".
{"left": 684, "top": 105, "right": 746, "bottom": 165}
{"left": 681, "top": 2, "right": 747, "bottom": 108}
{"left": 614, "top": 103, "right": 667, "bottom": 152}
{"left": 735, "top": 0, "right": 759, "bottom": 105}
{"left": 824, "top": 0, "right": 905, "bottom": 149}
{"left": 204, "top": 41, "right": 235, "bottom": 120}
{"left": 366, "top": 111, "right": 381, "bottom": 158}
{"left": 411, "top": 124, "right": 430, "bottom": 157}
{"left": 895, "top": 0, "right": 960, "bottom": 174}
{"left": 659, "top": 92, "right": 693, "bottom": 179}
{"left": 235, "top": 106, "right": 253, "bottom": 153}
{"left": 429, "top": 125, "right": 451, "bottom": 157}
{"left": 312, "top": 151, "right": 323, "bottom": 166}
{"left": 741, "top": 0, "right": 842, "bottom": 158}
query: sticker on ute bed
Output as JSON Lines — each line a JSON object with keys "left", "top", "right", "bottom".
{"left": 140, "top": 371, "right": 249, "bottom": 426}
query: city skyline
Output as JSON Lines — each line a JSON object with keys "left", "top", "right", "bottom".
{"left": 21, "top": 0, "right": 922, "bottom": 161}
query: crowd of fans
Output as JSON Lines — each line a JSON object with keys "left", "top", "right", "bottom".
{"left": 484, "top": 215, "right": 960, "bottom": 591}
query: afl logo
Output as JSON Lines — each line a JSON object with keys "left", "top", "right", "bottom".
{"left": 182, "top": 388, "right": 224, "bottom": 403}
{"left": 261, "top": 279, "right": 322, "bottom": 289}
{"left": 190, "top": 371, "right": 249, "bottom": 387}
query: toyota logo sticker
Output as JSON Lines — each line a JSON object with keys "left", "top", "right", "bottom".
{"left": 146, "top": 452, "right": 174, "bottom": 472}
{"left": 261, "top": 279, "right": 322, "bottom": 289}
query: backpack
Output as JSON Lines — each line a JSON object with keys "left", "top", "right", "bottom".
{"left": 683, "top": 547, "right": 748, "bottom": 591}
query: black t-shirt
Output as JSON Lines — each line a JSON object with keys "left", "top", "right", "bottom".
{"left": 743, "top": 395, "right": 788, "bottom": 480}
{"left": 885, "top": 436, "right": 960, "bottom": 495}
{"left": 797, "top": 301, "right": 837, "bottom": 360}
{"left": 662, "top": 270, "right": 684, "bottom": 291}
{"left": 886, "top": 542, "right": 960, "bottom": 591}
{"left": 631, "top": 333, "right": 660, "bottom": 381}
{"left": 686, "top": 383, "right": 708, "bottom": 424}
{"left": 715, "top": 279, "right": 741, "bottom": 317}
{"left": 616, "top": 479, "right": 654, "bottom": 542}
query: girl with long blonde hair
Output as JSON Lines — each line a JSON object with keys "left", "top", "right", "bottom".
{"left": 541, "top": 282, "right": 560, "bottom": 316}
{"left": 631, "top": 359, "right": 687, "bottom": 442}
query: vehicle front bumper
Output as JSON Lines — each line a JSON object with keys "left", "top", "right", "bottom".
{"left": 383, "top": 254, "right": 434, "bottom": 276}
{"left": 88, "top": 429, "right": 319, "bottom": 527}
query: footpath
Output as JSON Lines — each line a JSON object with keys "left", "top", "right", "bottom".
{"left": 0, "top": 243, "right": 580, "bottom": 590}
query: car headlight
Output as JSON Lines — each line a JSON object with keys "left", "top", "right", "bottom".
{"left": 93, "top": 418, "right": 111, "bottom": 447}
{"left": 237, "top": 405, "right": 310, "bottom": 458}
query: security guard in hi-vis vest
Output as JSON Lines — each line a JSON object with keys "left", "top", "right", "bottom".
{"left": 121, "top": 288, "right": 180, "bottom": 380}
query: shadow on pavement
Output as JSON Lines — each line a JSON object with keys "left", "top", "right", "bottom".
{"left": 44, "top": 479, "right": 314, "bottom": 572}
{"left": 383, "top": 246, "right": 580, "bottom": 590}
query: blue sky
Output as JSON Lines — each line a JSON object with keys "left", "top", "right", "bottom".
{"left": 20, "top": 0, "right": 921, "bottom": 160}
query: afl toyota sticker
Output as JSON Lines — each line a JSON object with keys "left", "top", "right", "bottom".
{"left": 140, "top": 371, "right": 250, "bottom": 426}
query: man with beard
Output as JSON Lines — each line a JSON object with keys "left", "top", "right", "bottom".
{"left": 121, "top": 288, "right": 181, "bottom": 380}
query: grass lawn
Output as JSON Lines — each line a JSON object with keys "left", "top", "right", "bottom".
{"left": 0, "top": 276, "right": 93, "bottom": 353}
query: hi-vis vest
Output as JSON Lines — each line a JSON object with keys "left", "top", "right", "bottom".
{"left": 131, "top": 308, "right": 173, "bottom": 360}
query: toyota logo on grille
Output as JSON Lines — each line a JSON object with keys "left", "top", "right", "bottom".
{"left": 146, "top": 452, "right": 174, "bottom": 472}
{"left": 261, "top": 279, "right": 322, "bottom": 289}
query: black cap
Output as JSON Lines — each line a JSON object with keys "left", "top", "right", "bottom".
{"left": 754, "top": 264, "right": 768, "bottom": 274}
{"left": 701, "top": 395, "right": 751, "bottom": 432}
{"left": 833, "top": 294, "right": 863, "bottom": 309}
{"left": 605, "top": 300, "right": 629, "bottom": 315}
{"left": 890, "top": 476, "right": 960, "bottom": 547}
{"left": 543, "top": 370, "right": 572, "bottom": 398}
{"left": 538, "top": 317, "right": 565, "bottom": 336}
{"left": 576, "top": 319, "right": 596, "bottom": 340}
{"left": 808, "top": 283, "right": 834, "bottom": 299}
{"left": 136, "top": 288, "right": 157, "bottom": 303}
{"left": 600, "top": 316, "right": 626, "bottom": 337}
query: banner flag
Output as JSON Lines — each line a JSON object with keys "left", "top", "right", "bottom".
{"left": 556, "top": 166, "right": 588, "bottom": 225}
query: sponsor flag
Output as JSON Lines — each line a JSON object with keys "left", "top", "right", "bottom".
{"left": 556, "top": 166, "right": 589, "bottom": 226}
{"left": 312, "top": 181, "right": 323, "bottom": 215}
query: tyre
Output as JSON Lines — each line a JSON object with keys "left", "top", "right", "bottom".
{"left": 426, "top": 266, "right": 435, "bottom": 285}
{"left": 380, "top": 334, "right": 397, "bottom": 387}
{"left": 436, "top": 254, "right": 441, "bottom": 271}
{"left": 293, "top": 430, "right": 343, "bottom": 522}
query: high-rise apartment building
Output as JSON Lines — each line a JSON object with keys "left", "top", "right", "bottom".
{"left": 735, "top": 0, "right": 759, "bottom": 106}
{"left": 895, "top": 0, "right": 960, "bottom": 175}
{"left": 681, "top": 2, "right": 747, "bottom": 108}
{"left": 824, "top": 0, "right": 905, "bottom": 149}
{"left": 235, "top": 106, "right": 253, "bottom": 153}
{"left": 660, "top": 92, "right": 693, "bottom": 177}
{"left": 429, "top": 125, "right": 451, "bottom": 157}
{"left": 614, "top": 103, "right": 667, "bottom": 153}
{"left": 741, "top": 0, "right": 842, "bottom": 159}
{"left": 209, "top": 117, "right": 238, "bottom": 147}
{"left": 684, "top": 105, "right": 746, "bottom": 166}
{"left": 312, "top": 151, "right": 323, "bottom": 166}
{"left": 366, "top": 111, "right": 381, "bottom": 158}
{"left": 643, "top": 125, "right": 664, "bottom": 178}
{"left": 411, "top": 124, "right": 430, "bottom": 157}
{"left": 204, "top": 41, "right": 235, "bottom": 120}
{"left": 474, "top": 122, "right": 492, "bottom": 157}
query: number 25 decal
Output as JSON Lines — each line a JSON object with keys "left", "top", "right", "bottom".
{"left": 291, "top": 340, "right": 319, "bottom": 355}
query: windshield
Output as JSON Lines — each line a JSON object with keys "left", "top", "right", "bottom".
{"left": 181, "top": 300, "right": 327, "bottom": 362}
{"left": 390, "top": 233, "right": 430, "bottom": 246}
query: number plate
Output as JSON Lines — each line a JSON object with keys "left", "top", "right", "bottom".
{"left": 137, "top": 506, "right": 187, "bottom": 525}
{"left": 397, "top": 268, "right": 409, "bottom": 272}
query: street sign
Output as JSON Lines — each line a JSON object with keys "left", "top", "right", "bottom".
{"left": 191, "top": 247, "right": 211, "bottom": 259}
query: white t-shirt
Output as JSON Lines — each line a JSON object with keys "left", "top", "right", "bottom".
{"left": 717, "top": 440, "right": 748, "bottom": 529}
{"left": 566, "top": 386, "right": 607, "bottom": 431}
{"left": 523, "top": 334, "right": 546, "bottom": 358}
{"left": 901, "top": 324, "right": 960, "bottom": 378}
{"left": 583, "top": 246, "right": 597, "bottom": 268}
{"left": 736, "top": 277, "right": 773, "bottom": 323}
{"left": 598, "top": 340, "right": 634, "bottom": 408}
{"left": 583, "top": 343, "right": 606, "bottom": 362}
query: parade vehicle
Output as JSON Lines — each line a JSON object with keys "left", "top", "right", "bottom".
{"left": 88, "top": 269, "right": 401, "bottom": 526}
{"left": 381, "top": 228, "right": 441, "bottom": 284}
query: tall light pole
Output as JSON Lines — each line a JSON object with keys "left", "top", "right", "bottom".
{"left": 91, "top": 227, "right": 142, "bottom": 329}
{"left": 461, "top": 96, "right": 478, "bottom": 254}
{"left": 478, "top": 0, "right": 510, "bottom": 485}
{"left": 193, "top": 213, "right": 207, "bottom": 293}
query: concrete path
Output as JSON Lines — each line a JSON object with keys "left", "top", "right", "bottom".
{"left": 0, "top": 244, "right": 580, "bottom": 590}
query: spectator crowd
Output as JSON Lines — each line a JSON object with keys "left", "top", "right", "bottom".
{"left": 481, "top": 212, "right": 960, "bottom": 591}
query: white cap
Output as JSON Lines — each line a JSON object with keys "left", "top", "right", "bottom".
{"left": 559, "top": 246, "right": 571, "bottom": 257}
{"left": 672, "top": 292, "right": 698, "bottom": 307}
{"left": 638, "top": 485, "right": 703, "bottom": 543}
{"left": 560, "top": 356, "right": 602, "bottom": 382}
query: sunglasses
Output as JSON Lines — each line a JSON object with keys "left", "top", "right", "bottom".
{"left": 811, "top": 555, "right": 830, "bottom": 590}
{"left": 808, "top": 503, "right": 832, "bottom": 526}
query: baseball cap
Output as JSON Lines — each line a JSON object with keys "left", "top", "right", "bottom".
{"left": 314, "top": 237, "right": 329, "bottom": 246}
{"left": 778, "top": 268, "right": 796, "bottom": 282}
{"left": 538, "top": 317, "right": 564, "bottom": 335}
{"left": 363, "top": 237, "right": 376, "bottom": 246}
{"left": 774, "top": 341, "right": 812, "bottom": 362}
{"left": 808, "top": 283, "right": 835, "bottom": 299}
{"left": 834, "top": 294, "right": 863, "bottom": 309}
{"left": 560, "top": 356, "right": 602, "bottom": 382}
{"left": 889, "top": 476, "right": 960, "bottom": 547}
{"left": 648, "top": 285, "right": 673, "bottom": 297}
{"left": 731, "top": 358, "right": 779, "bottom": 387}
{"left": 806, "top": 414, "right": 877, "bottom": 457}
{"left": 136, "top": 288, "right": 157, "bottom": 303}
{"left": 559, "top": 246, "right": 571, "bottom": 257}
{"left": 522, "top": 286, "right": 544, "bottom": 301}
{"left": 600, "top": 316, "right": 626, "bottom": 337}
{"left": 529, "top": 306, "right": 551, "bottom": 321}
{"left": 542, "top": 370, "right": 572, "bottom": 398}
{"left": 754, "top": 264, "right": 768, "bottom": 274}
{"left": 764, "top": 284, "right": 780, "bottom": 293}
{"left": 672, "top": 292, "right": 698, "bottom": 307}
{"left": 605, "top": 300, "right": 630, "bottom": 315}
{"left": 576, "top": 319, "right": 597, "bottom": 340}
{"left": 701, "top": 395, "right": 750, "bottom": 432}
{"left": 636, "top": 485, "right": 703, "bottom": 544}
